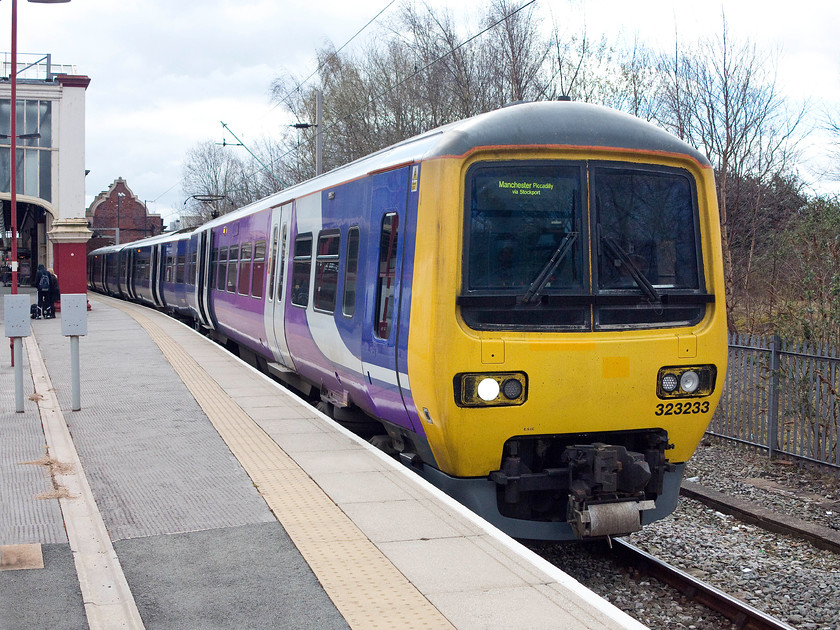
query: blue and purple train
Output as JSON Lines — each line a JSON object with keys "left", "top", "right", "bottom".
{"left": 89, "top": 101, "right": 728, "bottom": 540}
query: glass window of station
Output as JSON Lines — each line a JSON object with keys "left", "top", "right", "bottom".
{"left": 460, "top": 161, "right": 707, "bottom": 331}
{"left": 0, "top": 99, "right": 52, "bottom": 202}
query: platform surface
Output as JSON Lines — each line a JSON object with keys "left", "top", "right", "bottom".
{"left": 1, "top": 288, "right": 646, "bottom": 629}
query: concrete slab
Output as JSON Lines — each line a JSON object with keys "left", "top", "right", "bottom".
{"left": 0, "top": 543, "right": 87, "bottom": 630}
{"left": 114, "top": 523, "right": 349, "bottom": 630}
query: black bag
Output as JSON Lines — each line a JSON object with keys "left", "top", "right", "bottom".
{"left": 30, "top": 303, "right": 41, "bottom": 319}
{"left": 38, "top": 273, "right": 50, "bottom": 291}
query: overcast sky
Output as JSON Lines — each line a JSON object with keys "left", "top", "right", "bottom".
{"left": 3, "top": 0, "right": 838, "bottom": 226}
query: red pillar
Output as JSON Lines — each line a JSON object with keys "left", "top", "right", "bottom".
{"left": 48, "top": 218, "right": 93, "bottom": 310}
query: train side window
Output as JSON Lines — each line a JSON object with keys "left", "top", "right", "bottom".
{"left": 238, "top": 242, "right": 253, "bottom": 295}
{"left": 374, "top": 213, "right": 399, "bottom": 339}
{"left": 227, "top": 245, "right": 239, "bottom": 293}
{"left": 210, "top": 247, "right": 219, "bottom": 289}
{"left": 165, "top": 247, "right": 174, "bottom": 283}
{"left": 342, "top": 226, "right": 360, "bottom": 317}
{"left": 188, "top": 251, "right": 197, "bottom": 286}
{"left": 217, "top": 247, "right": 228, "bottom": 291}
{"left": 267, "top": 227, "right": 278, "bottom": 301}
{"left": 314, "top": 232, "right": 340, "bottom": 313}
{"left": 291, "top": 233, "right": 312, "bottom": 307}
{"left": 176, "top": 252, "right": 185, "bottom": 284}
{"left": 252, "top": 240, "right": 266, "bottom": 299}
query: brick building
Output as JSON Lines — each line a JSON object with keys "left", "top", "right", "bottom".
{"left": 86, "top": 178, "right": 163, "bottom": 253}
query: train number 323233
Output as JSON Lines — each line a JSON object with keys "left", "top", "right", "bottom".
{"left": 655, "top": 401, "right": 710, "bottom": 416}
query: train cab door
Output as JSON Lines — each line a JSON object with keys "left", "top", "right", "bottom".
{"left": 361, "top": 168, "right": 416, "bottom": 431}
{"left": 265, "top": 202, "right": 295, "bottom": 370}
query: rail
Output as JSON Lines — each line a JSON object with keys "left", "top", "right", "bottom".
{"left": 612, "top": 539, "right": 796, "bottom": 630}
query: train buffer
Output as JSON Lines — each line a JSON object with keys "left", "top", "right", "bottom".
{"left": 0, "top": 287, "right": 646, "bottom": 630}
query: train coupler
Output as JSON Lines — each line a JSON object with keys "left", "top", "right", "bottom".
{"left": 567, "top": 499, "right": 657, "bottom": 538}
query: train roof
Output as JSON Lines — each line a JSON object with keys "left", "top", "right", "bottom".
{"left": 89, "top": 228, "right": 193, "bottom": 257}
{"left": 200, "top": 101, "right": 711, "bottom": 231}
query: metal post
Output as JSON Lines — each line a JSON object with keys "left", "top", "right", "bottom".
{"left": 10, "top": 0, "right": 19, "bottom": 295}
{"left": 13, "top": 337, "right": 24, "bottom": 412}
{"left": 315, "top": 89, "right": 323, "bottom": 176}
{"left": 767, "top": 334, "right": 781, "bottom": 460}
{"left": 70, "top": 335, "right": 80, "bottom": 411}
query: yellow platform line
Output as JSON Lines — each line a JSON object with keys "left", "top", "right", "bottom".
{"left": 106, "top": 298, "right": 454, "bottom": 630}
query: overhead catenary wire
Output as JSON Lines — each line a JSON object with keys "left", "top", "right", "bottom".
{"left": 269, "top": 0, "right": 399, "bottom": 113}
{"left": 152, "top": 0, "right": 398, "bottom": 215}
{"left": 252, "top": 0, "right": 540, "bottom": 180}
{"left": 177, "top": 0, "right": 541, "bottom": 213}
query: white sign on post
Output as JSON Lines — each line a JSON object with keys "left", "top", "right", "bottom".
{"left": 4, "top": 294, "right": 31, "bottom": 338}
{"left": 61, "top": 294, "right": 88, "bottom": 337}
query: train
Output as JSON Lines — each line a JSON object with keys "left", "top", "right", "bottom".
{"left": 88, "top": 101, "right": 728, "bottom": 541}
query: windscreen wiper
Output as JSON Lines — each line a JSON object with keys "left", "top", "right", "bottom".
{"left": 520, "top": 232, "right": 578, "bottom": 305}
{"left": 601, "top": 236, "right": 660, "bottom": 302}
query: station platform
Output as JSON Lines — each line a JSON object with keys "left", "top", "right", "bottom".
{"left": 1, "top": 288, "right": 646, "bottom": 630}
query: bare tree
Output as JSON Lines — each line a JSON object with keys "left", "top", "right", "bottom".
{"left": 484, "top": 0, "right": 551, "bottom": 104}
{"left": 181, "top": 139, "right": 285, "bottom": 224}
{"left": 656, "top": 15, "right": 807, "bottom": 331}
{"left": 182, "top": 141, "right": 245, "bottom": 223}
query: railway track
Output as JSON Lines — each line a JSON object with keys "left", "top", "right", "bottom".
{"left": 680, "top": 481, "right": 840, "bottom": 555}
{"left": 609, "top": 538, "right": 795, "bottom": 630}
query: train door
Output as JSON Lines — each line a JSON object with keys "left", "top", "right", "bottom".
{"left": 151, "top": 244, "right": 163, "bottom": 306}
{"left": 264, "top": 202, "right": 295, "bottom": 369}
{"left": 195, "top": 230, "right": 213, "bottom": 328}
{"left": 126, "top": 247, "right": 136, "bottom": 300}
{"left": 362, "top": 168, "right": 415, "bottom": 431}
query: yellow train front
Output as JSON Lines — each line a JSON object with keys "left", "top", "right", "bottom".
{"left": 404, "top": 102, "right": 727, "bottom": 540}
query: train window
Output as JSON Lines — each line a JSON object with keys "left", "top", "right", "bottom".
{"left": 278, "top": 225, "right": 288, "bottom": 301}
{"left": 291, "top": 233, "right": 312, "bottom": 307}
{"left": 164, "top": 247, "right": 174, "bottom": 283}
{"left": 593, "top": 166, "right": 704, "bottom": 329}
{"left": 187, "top": 251, "right": 197, "bottom": 286}
{"left": 374, "top": 213, "right": 399, "bottom": 339}
{"left": 252, "top": 241, "right": 266, "bottom": 298}
{"left": 267, "top": 227, "right": 278, "bottom": 301}
{"left": 314, "top": 232, "right": 340, "bottom": 313}
{"left": 594, "top": 167, "right": 699, "bottom": 291}
{"left": 238, "top": 242, "right": 252, "bottom": 295}
{"left": 466, "top": 164, "right": 583, "bottom": 293}
{"left": 227, "top": 245, "right": 239, "bottom": 293}
{"left": 210, "top": 247, "right": 219, "bottom": 290}
{"left": 217, "top": 247, "right": 228, "bottom": 291}
{"left": 461, "top": 161, "right": 705, "bottom": 331}
{"left": 176, "top": 252, "right": 185, "bottom": 284}
{"left": 342, "top": 226, "right": 360, "bottom": 317}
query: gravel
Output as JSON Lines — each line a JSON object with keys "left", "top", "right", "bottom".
{"left": 529, "top": 439, "right": 840, "bottom": 630}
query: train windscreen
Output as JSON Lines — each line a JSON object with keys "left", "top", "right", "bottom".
{"left": 461, "top": 161, "right": 707, "bottom": 331}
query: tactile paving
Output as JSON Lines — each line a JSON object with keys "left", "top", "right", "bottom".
{"left": 106, "top": 297, "right": 455, "bottom": 629}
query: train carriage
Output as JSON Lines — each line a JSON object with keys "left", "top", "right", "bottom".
{"left": 89, "top": 101, "right": 727, "bottom": 540}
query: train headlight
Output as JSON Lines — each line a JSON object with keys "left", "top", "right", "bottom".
{"left": 657, "top": 365, "right": 716, "bottom": 399}
{"left": 680, "top": 370, "right": 700, "bottom": 394}
{"left": 456, "top": 372, "right": 528, "bottom": 407}
{"left": 477, "top": 378, "right": 501, "bottom": 401}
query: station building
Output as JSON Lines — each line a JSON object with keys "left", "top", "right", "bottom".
{"left": 1, "top": 54, "right": 89, "bottom": 286}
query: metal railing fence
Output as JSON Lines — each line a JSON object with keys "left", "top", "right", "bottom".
{"left": 708, "top": 333, "right": 840, "bottom": 475}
